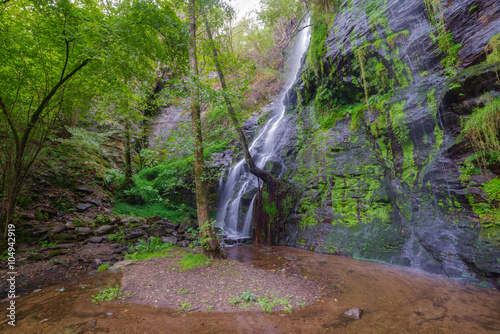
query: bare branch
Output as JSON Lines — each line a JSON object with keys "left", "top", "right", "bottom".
{"left": 0, "top": 96, "right": 20, "bottom": 147}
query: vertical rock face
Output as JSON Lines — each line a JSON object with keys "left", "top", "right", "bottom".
{"left": 283, "top": 0, "right": 500, "bottom": 286}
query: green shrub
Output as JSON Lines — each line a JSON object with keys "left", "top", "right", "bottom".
{"left": 125, "top": 237, "right": 174, "bottom": 261}
{"left": 178, "top": 253, "right": 211, "bottom": 271}
{"left": 462, "top": 95, "right": 500, "bottom": 169}
{"left": 113, "top": 201, "right": 196, "bottom": 223}
{"left": 91, "top": 284, "right": 131, "bottom": 304}
{"left": 98, "top": 263, "right": 110, "bottom": 272}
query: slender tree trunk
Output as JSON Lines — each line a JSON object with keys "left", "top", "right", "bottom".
{"left": 124, "top": 118, "right": 133, "bottom": 188}
{"left": 189, "top": 0, "right": 221, "bottom": 258}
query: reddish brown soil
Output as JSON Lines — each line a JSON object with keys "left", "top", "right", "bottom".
{"left": 121, "top": 247, "right": 324, "bottom": 312}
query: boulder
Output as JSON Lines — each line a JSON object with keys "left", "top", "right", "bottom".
{"left": 88, "top": 236, "right": 103, "bottom": 243}
{"left": 75, "top": 203, "right": 92, "bottom": 212}
{"left": 123, "top": 229, "right": 145, "bottom": 240}
{"left": 94, "top": 225, "right": 116, "bottom": 236}
{"left": 162, "top": 236, "right": 177, "bottom": 245}
{"left": 75, "top": 227, "right": 91, "bottom": 236}
{"left": 108, "top": 260, "right": 134, "bottom": 271}
{"left": 38, "top": 225, "right": 66, "bottom": 242}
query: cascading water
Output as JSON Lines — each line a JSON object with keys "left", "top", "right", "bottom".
{"left": 216, "top": 20, "right": 311, "bottom": 239}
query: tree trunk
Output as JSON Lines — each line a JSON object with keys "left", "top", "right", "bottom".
{"left": 189, "top": 0, "right": 222, "bottom": 258}
{"left": 123, "top": 118, "right": 133, "bottom": 188}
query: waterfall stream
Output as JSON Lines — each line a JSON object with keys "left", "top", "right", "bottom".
{"left": 216, "top": 20, "right": 311, "bottom": 239}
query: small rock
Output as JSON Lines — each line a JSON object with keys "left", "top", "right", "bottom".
{"left": 94, "top": 225, "right": 115, "bottom": 236}
{"left": 124, "top": 229, "right": 145, "bottom": 240}
{"left": 33, "top": 289, "right": 42, "bottom": 293}
{"left": 112, "top": 245, "right": 126, "bottom": 254}
{"left": 45, "top": 243, "right": 75, "bottom": 250}
{"left": 122, "top": 217, "right": 141, "bottom": 225}
{"left": 93, "top": 259, "right": 102, "bottom": 266}
{"left": 27, "top": 253, "right": 44, "bottom": 261}
{"left": 75, "top": 187, "right": 92, "bottom": 194}
{"left": 49, "top": 250, "right": 65, "bottom": 258}
{"left": 86, "top": 199, "right": 101, "bottom": 207}
{"left": 88, "top": 236, "right": 103, "bottom": 243}
{"left": 76, "top": 203, "right": 92, "bottom": 211}
{"left": 344, "top": 308, "right": 362, "bottom": 320}
{"left": 75, "top": 227, "right": 91, "bottom": 236}
{"left": 108, "top": 260, "right": 134, "bottom": 271}
{"left": 176, "top": 240, "right": 190, "bottom": 247}
{"left": 106, "top": 312, "right": 114, "bottom": 316}
{"left": 38, "top": 225, "right": 67, "bottom": 242}
{"left": 162, "top": 236, "right": 177, "bottom": 245}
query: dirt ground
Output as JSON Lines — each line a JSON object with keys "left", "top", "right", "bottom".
{"left": 121, "top": 247, "right": 325, "bottom": 312}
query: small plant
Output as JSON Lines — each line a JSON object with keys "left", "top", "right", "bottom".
{"left": 229, "top": 296, "right": 241, "bottom": 305}
{"left": 257, "top": 295, "right": 275, "bottom": 313}
{"left": 107, "top": 227, "right": 126, "bottom": 243}
{"left": 178, "top": 301, "right": 191, "bottom": 313}
{"left": 91, "top": 285, "right": 130, "bottom": 305}
{"left": 97, "top": 263, "right": 110, "bottom": 272}
{"left": 178, "top": 253, "right": 211, "bottom": 271}
{"left": 125, "top": 237, "right": 174, "bottom": 261}
{"left": 177, "top": 288, "right": 191, "bottom": 294}
{"left": 38, "top": 240, "right": 57, "bottom": 248}
{"left": 241, "top": 290, "right": 257, "bottom": 302}
{"left": 0, "top": 250, "right": 9, "bottom": 259}
{"left": 205, "top": 305, "right": 214, "bottom": 312}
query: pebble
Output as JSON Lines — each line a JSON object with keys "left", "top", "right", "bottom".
{"left": 344, "top": 307, "right": 362, "bottom": 320}
{"left": 106, "top": 312, "right": 114, "bottom": 316}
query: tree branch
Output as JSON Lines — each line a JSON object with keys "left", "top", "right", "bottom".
{"left": 202, "top": 10, "right": 274, "bottom": 184}
{"left": 17, "top": 58, "right": 90, "bottom": 165}
{"left": 60, "top": 20, "right": 70, "bottom": 81}
{"left": 0, "top": 96, "right": 20, "bottom": 148}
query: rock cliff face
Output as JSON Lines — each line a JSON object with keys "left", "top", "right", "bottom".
{"left": 283, "top": 0, "right": 500, "bottom": 286}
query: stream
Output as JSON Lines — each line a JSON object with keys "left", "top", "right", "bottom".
{"left": 4, "top": 246, "right": 499, "bottom": 333}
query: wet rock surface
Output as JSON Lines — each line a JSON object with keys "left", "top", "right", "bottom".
{"left": 282, "top": 0, "right": 500, "bottom": 287}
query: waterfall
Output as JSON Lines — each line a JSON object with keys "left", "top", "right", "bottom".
{"left": 216, "top": 19, "right": 311, "bottom": 239}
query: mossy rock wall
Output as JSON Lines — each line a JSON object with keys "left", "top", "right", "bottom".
{"left": 282, "top": 0, "right": 500, "bottom": 287}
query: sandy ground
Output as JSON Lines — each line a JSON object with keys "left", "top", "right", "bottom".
{"left": 121, "top": 247, "right": 325, "bottom": 312}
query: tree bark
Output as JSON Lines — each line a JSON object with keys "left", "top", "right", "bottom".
{"left": 189, "top": 0, "right": 221, "bottom": 258}
{"left": 123, "top": 117, "right": 133, "bottom": 188}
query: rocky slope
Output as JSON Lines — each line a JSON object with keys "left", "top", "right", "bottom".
{"left": 282, "top": 0, "right": 500, "bottom": 287}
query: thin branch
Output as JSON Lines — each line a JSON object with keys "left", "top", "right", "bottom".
{"left": 60, "top": 20, "right": 70, "bottom": 81}
{"left": 276, "top": 9, "right": 311, "bottom": 53}
{"left": 17, "top": 58, "right": 90, "bottom": 168}
{"left": 0, "top": 96, "right": 20, "bottom": 147}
